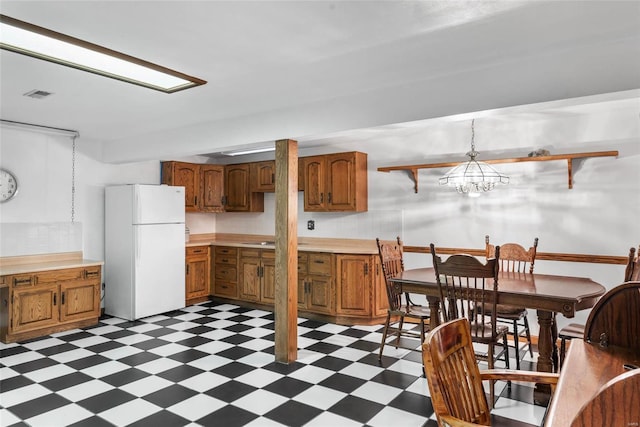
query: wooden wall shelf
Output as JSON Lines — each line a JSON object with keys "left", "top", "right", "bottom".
{"left": 377, "top": 150, "right": 618, "bottom": 193}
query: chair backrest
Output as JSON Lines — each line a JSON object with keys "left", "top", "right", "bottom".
{"left": 624, "top": 246, "right": 639, "bottom": 282}
{"left": 570, "top": 368, "right": 640, "bottom": 427}
{"left": 486, "top": 235, "right": 538, "bottom": 273}
{"left": 583, "top": 281, "right": 640, "bottom": 350}
{"left": 376, "top": 237, "right": 404, "bottom": 311}
{"left": 422, "top": 318, "right": 491, "bottom": 426}
{"left": 430, "top": 243, "right": 500, "bottom": 340}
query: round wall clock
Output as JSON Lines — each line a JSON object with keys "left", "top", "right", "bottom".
{"left": 0, "top": 168, "right": 19, "bottom": 202}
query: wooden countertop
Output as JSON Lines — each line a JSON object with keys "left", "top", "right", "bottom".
{"left": 0, "top": 251, "right": 104, "bottom": 279}
{"left": 186, "top": 233, "right": 379, "bottom": 255}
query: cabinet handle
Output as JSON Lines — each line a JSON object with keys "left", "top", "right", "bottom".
{"left": 186, "top": 264, "right": 190, "bottom": 274}
{"left": 320, "top": 193, "right": 323, "bottom": 203}
{"left": 222, "top": 196, "right": 228, "bottom": 205}
{"left": 222, "top": 258, "right": 228, "bottom": 263}
{"left": 194, "top": 196, "right": 198, "bottom": 206}
{"left": 13, "top": 277, "right": 33, "bottom": 286}
{"left": 328, "top": 192, "right": 332, "bottom": 203}
{"left": 364, "top": 263, "right": 369, "bottom": 275}
{"left": 271, "top": 173, "right": 275, "bottom": 184}
{"left": 61, "top": 292, "right": 65, "bottom": 305}
{"left": 53, "top": 294, "right": 57, "bottom": 306}
{"left": 314, "top": 260, "right": 325, "bottom": 264}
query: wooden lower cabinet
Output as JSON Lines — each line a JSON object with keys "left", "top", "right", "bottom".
{"left": 210, "top": 245, "right": 386, "bottom": 325}
{"left": 213, "top": 246, "right": 239, "bottom": 298}
{"left": 239, "top": 248, "right": 275, "bottom": 303}
{"left": 298, "top": 252, "right": 334, "bottom": 314}
{"left": 1, "top": 265, "right": 102, "bottom": 343}
{"left": 185, "top": 246, "right": 211, "bottom": 305}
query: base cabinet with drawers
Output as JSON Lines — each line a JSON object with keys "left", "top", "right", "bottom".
{"left": 239, "top": 248, "right": 275, "bottom": 303}
{"left": 212, "top": 246, "right": 239, "bottom": 298}
{"left": 185, "top": 246, "right": 211, "bottom": 305}
{"left": 0, "top": 265, "right": 102, "bottom": 343}
{"left": 298, "top": 252, "right": 334, "bottom": 314}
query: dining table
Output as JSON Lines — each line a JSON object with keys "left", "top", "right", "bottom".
{"left": 544, "top": 339, "right": 640, "bottom": 426}
{"left": 390, "top": 268, "right": 606, "bottom": 403}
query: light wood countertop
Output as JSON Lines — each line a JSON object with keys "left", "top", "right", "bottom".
{"left": 186, "top": 233, "right": 379, "bottom": 255}
{"left": 0, "top": 252, "right": 104, "bottom": 278}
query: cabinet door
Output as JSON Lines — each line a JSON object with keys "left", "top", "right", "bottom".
{"left": 372, "top": 257, "right": 389, "bottom": 317}
{"left": 326, "top": 153, "right": 356, "bottom": 211}
{"left": 307, "top": 275, "right": 333, "bottom": 314}
{"left": 336, "top": 255, "right": 371, "bottom": 316}
{"left": 303, "top": 156, "right": 327, "bottom": 211}
{"left": 239, "top": 255, "right": 261, "bottom": 301}
{"left": 60, "top": 281, "right": 100, "bottom": 323}
{"left": 11, "top": 284, "right": 59, "bottom": 333}
{"left": 186, "top": 255, "right": 210, "bottom": 300}
{"left": 225, "top": 164, "right": 264, "bottom": 212}
{"left": 200, "top": 165, "right": 225, "bottom": 212}
{"left": 162, "top": 161, "right": 200, "bottom": 211}
{"left": 251, "top": 161, "right": 276, "bottom": 192}
{"left": 260, "top": 254, "right": 276, "bottom": 304}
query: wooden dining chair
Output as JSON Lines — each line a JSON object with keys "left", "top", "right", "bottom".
{"left": 485, "top": 235, "right": 538, "bottom": 370}
{"left": 376, "top": 237, "right": 430, "bottom": 360}
{"left": 569, "top": 368, "right": 640, "bottom": 427}
{"left": 583, "top": 280, "right": 640, "bottom": 350}
{"left": 559, "top": 246, "right": 639, "bottom": 366}
{"left": 430, "top": 243, "right": 510, "bottom": 406}
{"left": 422, "top": 318, "right": 558, "bottom": 426}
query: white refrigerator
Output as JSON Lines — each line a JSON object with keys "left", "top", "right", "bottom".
{"left": 105, "top": 184, "right": 186, "bottom": 320}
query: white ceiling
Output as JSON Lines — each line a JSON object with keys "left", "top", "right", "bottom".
{"left": 1, "top": 1, "right": 639, "bottom": 163}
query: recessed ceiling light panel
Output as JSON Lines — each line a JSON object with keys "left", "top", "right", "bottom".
{"left": 0, "top": 14, "right": 206, "bottom": 93}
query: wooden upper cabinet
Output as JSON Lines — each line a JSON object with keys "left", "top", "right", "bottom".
{"left": 302, "top": 152, "right": 367, "bottom": 212}
{"left": 303, "top": 155, "right": 327, "bottom": 211}
{"left": 162, "top": 161, "right": 199, "bottom": 211}
{"left": 224, "top": 163, "right": 264, "bottom": 212}
{"left": 200, "top": 165, "right": 225, "bottom": 212}
{"left": 250, "top": 161, "right": 276, "bottom": 192}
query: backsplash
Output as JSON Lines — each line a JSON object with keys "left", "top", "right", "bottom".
{"left": 0, "top": 222, "right": 82, "bottom": 257}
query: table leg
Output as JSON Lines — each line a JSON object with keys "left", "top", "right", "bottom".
{"left": 534, "top": 309, "right": 554, "bottom": 405}
{"left": 427, "top": 296, "right": 441, "bottom": 330}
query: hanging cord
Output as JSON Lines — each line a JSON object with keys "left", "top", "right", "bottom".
{"left": 71, "top": 134, "right": 77, "bottom": 223}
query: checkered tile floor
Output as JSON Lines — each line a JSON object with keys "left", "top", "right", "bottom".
{"left": 1, "top": 301, "right": 548, "bottom": 427}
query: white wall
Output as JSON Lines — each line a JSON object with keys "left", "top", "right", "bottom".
{"left": 1, "top": 106, "right": 639, "bottom": 334}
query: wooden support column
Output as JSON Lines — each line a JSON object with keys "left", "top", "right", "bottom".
{"left": 274, "top": 139, "right": 298, "bottom": 363}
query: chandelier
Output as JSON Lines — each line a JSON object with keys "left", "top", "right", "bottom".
{"left": 439, "top": 119, "right": 509, "bottom": 196}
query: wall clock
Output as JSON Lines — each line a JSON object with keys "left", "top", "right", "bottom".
{"left": 0, "top": 168, "right": 19, "bottom": 202}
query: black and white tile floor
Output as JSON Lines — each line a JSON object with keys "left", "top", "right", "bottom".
{"left": 1, "top": 301, "right": 549, "bottom": 427}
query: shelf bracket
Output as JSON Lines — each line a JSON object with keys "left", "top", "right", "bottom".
{"left": 409, "top": 169, "right": 418, "bottom": 193}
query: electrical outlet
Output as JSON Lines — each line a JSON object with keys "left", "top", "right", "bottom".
{"left": 307, "top": 220, "right": 315, "bottom": 230}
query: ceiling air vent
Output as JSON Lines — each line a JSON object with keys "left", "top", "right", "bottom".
{"left": 24, "top": 90, "right": 53, "bottom": 99}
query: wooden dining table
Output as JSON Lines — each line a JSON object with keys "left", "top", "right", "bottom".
{"left": 390, "top": 268, "right": 606, "bottom": 402}
{"left": 544, "top": 339, "right": 640, "bottom": 426}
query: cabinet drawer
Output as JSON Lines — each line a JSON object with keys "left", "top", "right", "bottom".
{"left": 308, "top": 253, "right": 333, "bottom": 276}
{"left": 298, "top": 253, "right": 308, "bottom": 273}
{"left": 240, "top": 248, "right": 261, "bottom": 258}
{"left": 84, "top": 266, "right": 102, "bottom": 281}
{"left": 187, "top": 246, "right": 210, "bottom": 256}
{"left": 214, "top": 281, "right": 238, "bottom": 297}
{"left": 215, "top": 266, "right": 237, "bottom": 282}
{"left": 36, "top": 268, "right": 84, "bottom": 284}
{"left": 215, "top": 247, "right": 237, "bottom": 265}
{"left": 262, "top": 250, "right": 275, "bottom": 260}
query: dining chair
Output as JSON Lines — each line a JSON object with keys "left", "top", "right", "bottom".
{"left": 569, "top": 368, "right": 640, "bottom": 427}
{"left": 485, "top": 235, "right": 538, "bottom": 370}
{"left": 559, "top": 246, "right": 639, "bottom": 367}
{"left": 422, "top": 318, "right": 558, "bottom": 426}
{"left": 376, "top": 237, "right": 430, "bottom": 360}
{"left": 430, "top": 243, "right": 510, "bottom": 406}
{"left": 583, "top": 280, "right": 640, "bottom": 350}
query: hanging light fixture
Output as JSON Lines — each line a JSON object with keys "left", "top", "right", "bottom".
{"left": 439, "top": 119, "right": 509, "bottom": 197}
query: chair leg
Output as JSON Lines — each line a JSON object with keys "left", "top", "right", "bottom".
{"left": 379, "top": 313, "right": 391, "bottom": 360}
{"left": 523, "top": 315, "right": 533, "bottom": 357}
{"left": 559, "top": 337, "right": 567, "bottom": 369}
{"left": 488, "top": 343, "right": 495, "bottom": 409}
{"left": 512, "top": 319, "right": 521, "bottom": 370}
{"left": 503, "top": 332, "right": 510, "bottom": 370}
{"left": 395, "top": 317, "right": 404, "bottom": 348}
